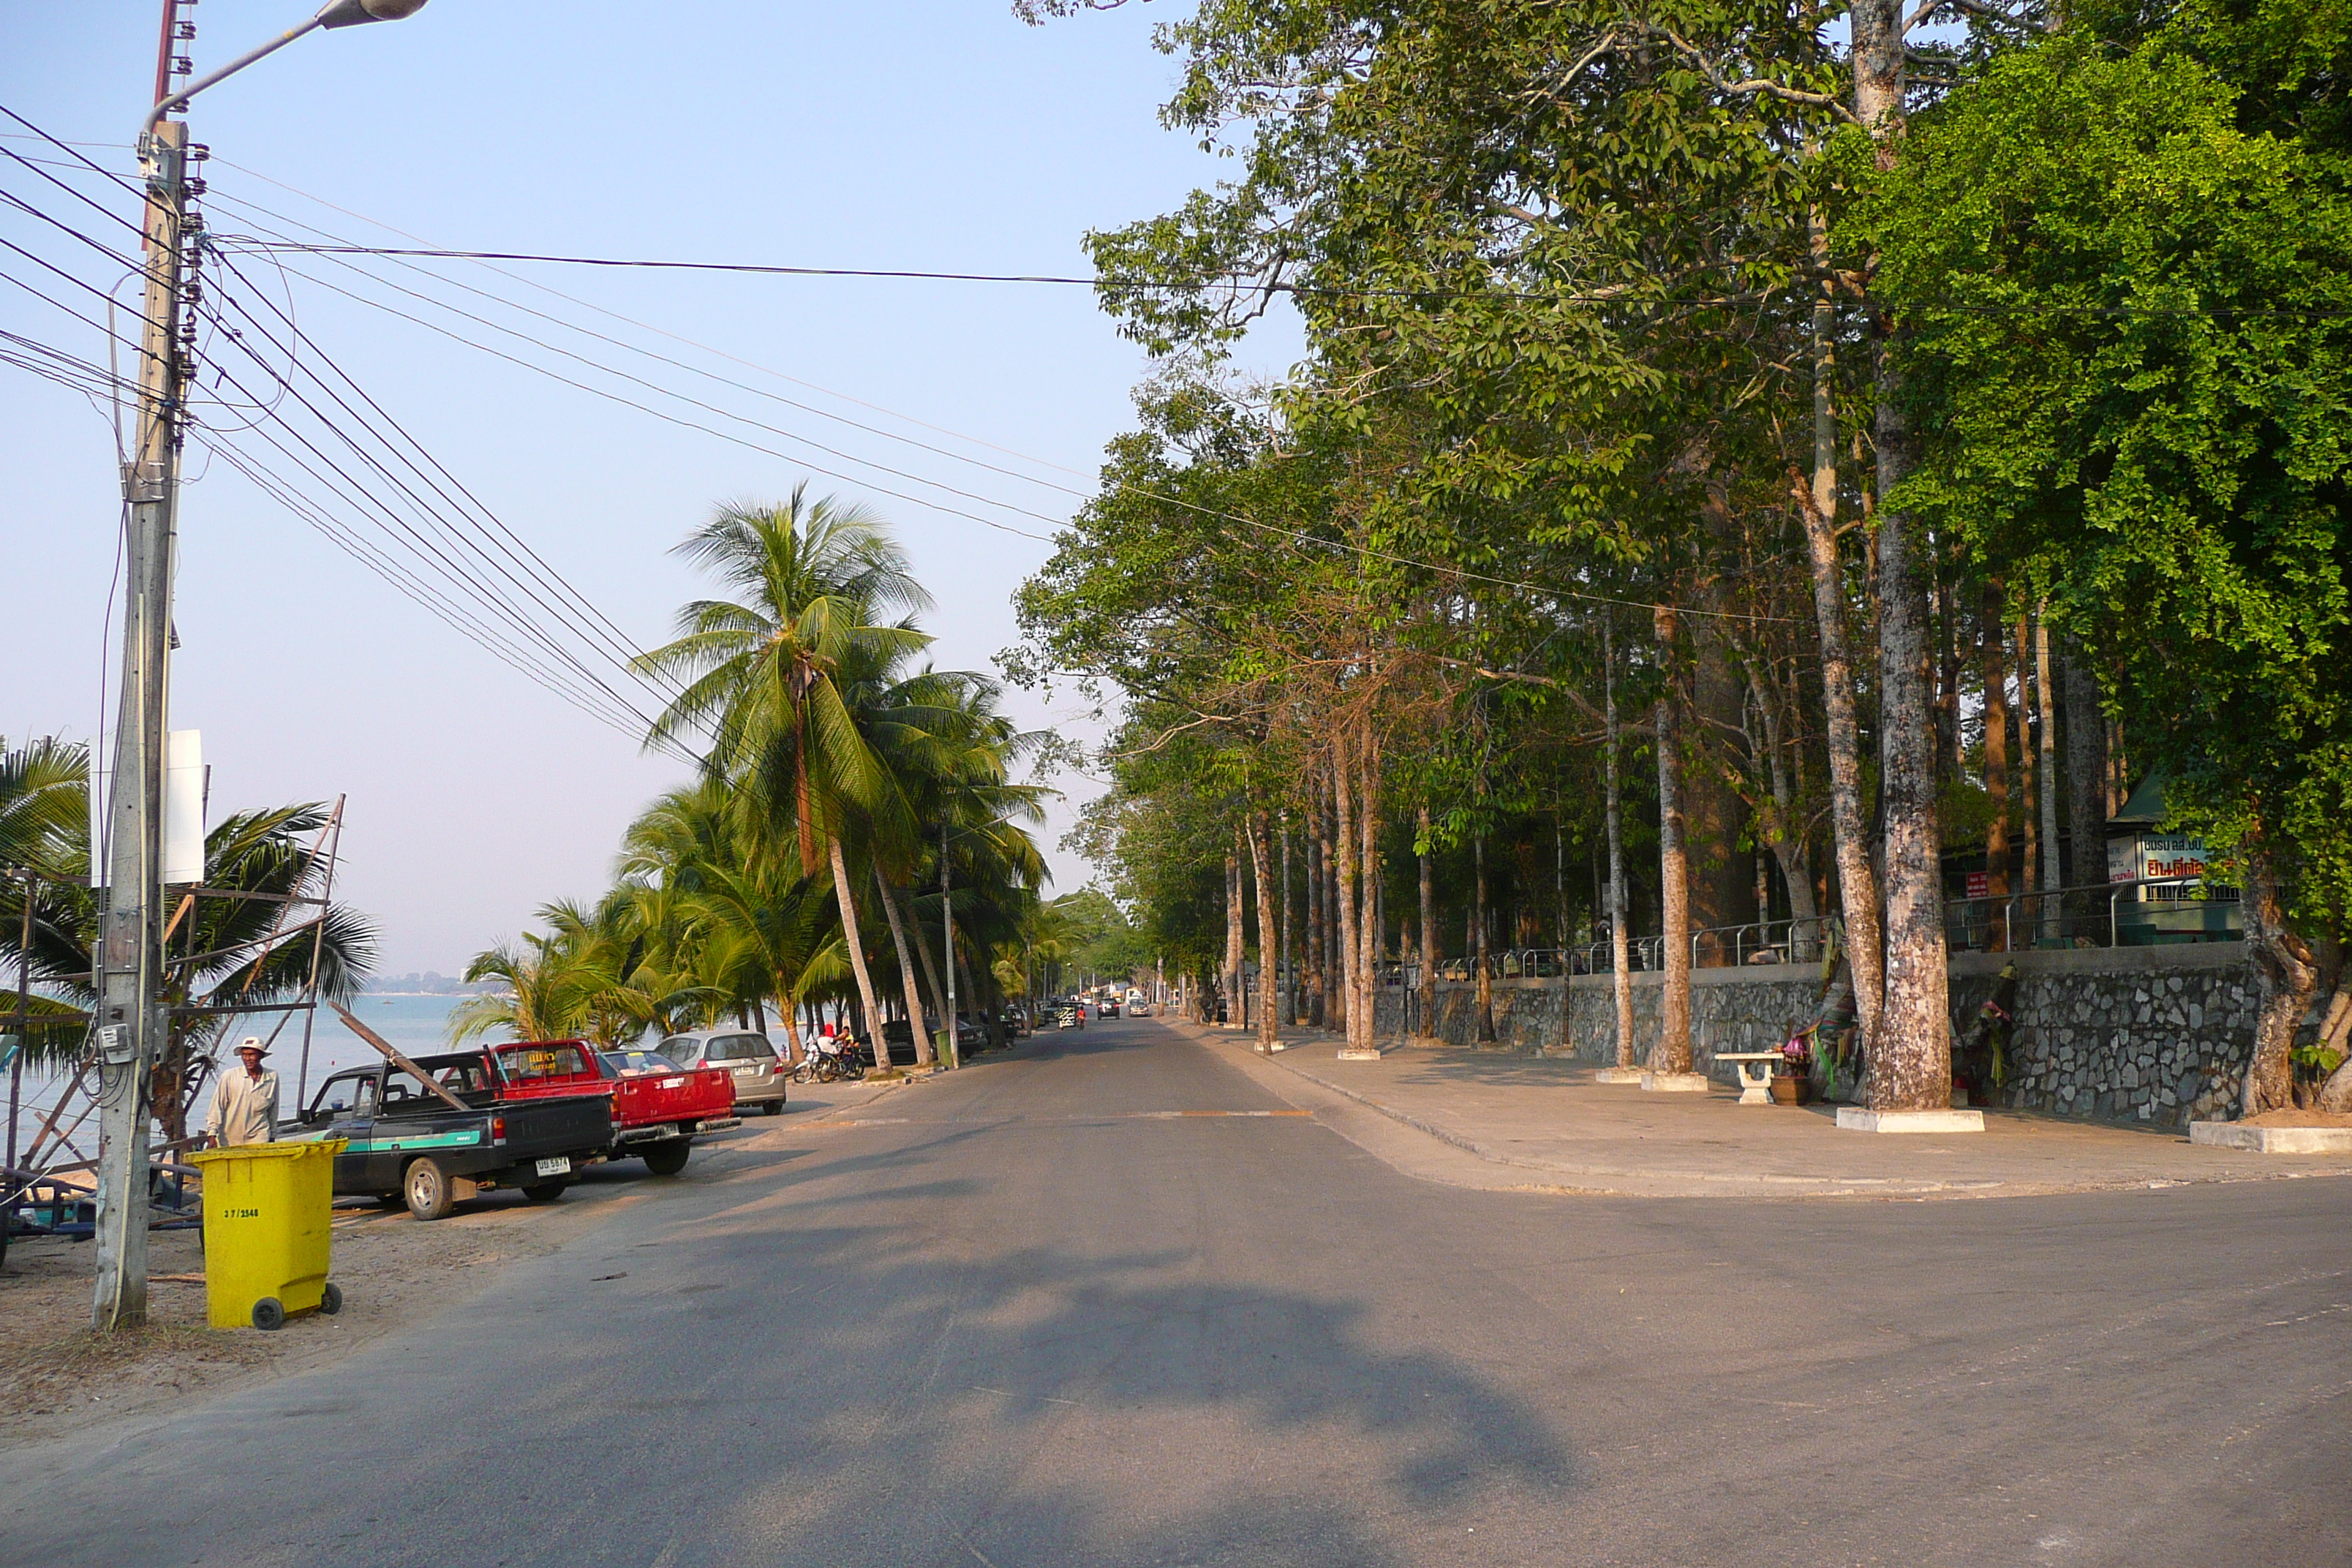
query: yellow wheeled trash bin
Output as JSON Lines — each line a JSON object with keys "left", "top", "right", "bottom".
{"left": 188, "top": 1139, "right": 347, "bottom": 1330}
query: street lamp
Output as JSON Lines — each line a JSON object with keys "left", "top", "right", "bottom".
{"left": 91, "top": 0, "right": 430, "bottom": 1334}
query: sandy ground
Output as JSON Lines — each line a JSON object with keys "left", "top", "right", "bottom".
{"left": 0, "top": 1067, "right": 920, "bottom": 1453}
{"left": 0, "top": 1184, "right": 634, "bottom": 1452}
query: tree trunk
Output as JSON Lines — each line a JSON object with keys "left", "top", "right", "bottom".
{"left": 1850, "top": 6, "right": 1954, "bottom": 1111}
{"left": 2062, "top": 646, "right": 2107, "bottom": 890}
{"left": 1356, "top": 730, "right": 1382, "bottom": 1055}
{"left": 2012, "top": 610, "right": 2039, "bottom": 908}
{"left": 1281, "top": 816, "right": 1295, "bottom": 1026}
{"left": 1474, "top": 836, "right": 1496, "bottom": 1041}
{"left": 1418, "top": 807, "right": 1437, "bottom": 1041}
{"left": 872, "top": 870, "right": 932, "bottom": 1067}
{"left": 2241, "top": 846, "right": 2318, "bottom": 1117}
{"left": 1983, "top": 585, "right": 2013, "bottom": 945}
{"left": 1224, "top": 841, "right": 1243, "bottom": 1026}
{"left": 828, "top": 837, "right": 885, "bottom": 1063}
{"left": 910, "top": 883, "right": 953, "bottom": 1051}
{"left": 1654, "top": 606, "right": 1694, "bottom": 1076}
{"left": 2033, "top": 609, "right": 2062, "bottom": 943}
{"left": 1605, "top": 620, "right": 1635, "bottom": 1068}
{"left": 1307, "top": 814, "right": 1327, "bottom": 1028}
{"left": 1802, "top": 206, "right": 1886, "bottom": 1052}
{"left": 1327, "top": 783, "right": 1346, "bottom": 1034}
{"left": 1333, "top": 734, "right": 1362, "bottom": 1049}
{"left": 775, "top": 980, "right": 805, "bottom": 1063}
{"left": 1247, "top": 812, "right": 1280, "bottom": 1050}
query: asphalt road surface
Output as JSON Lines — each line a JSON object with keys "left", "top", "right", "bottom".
{"left": 6, "top": 1017, "right": 2347, "bottom": 1567}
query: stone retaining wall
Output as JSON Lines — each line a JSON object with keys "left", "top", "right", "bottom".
{"left": 1371, "top": 943, "right": 2256, "bottom": 1126}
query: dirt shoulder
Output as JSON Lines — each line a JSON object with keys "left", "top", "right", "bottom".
{"left": 0, "top": 1172, "right": 656, "bottom": 1453}
{"left": 0, "top": 1068, "right": 923, "bottom": 1452}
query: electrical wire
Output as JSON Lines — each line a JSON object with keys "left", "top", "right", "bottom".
{"left": 195, "top": 248, "right": 705, "bottom": 710}
{"left": 2, "top": 102, "right": 1789, "bottom": 623}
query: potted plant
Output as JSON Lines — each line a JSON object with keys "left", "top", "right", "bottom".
{"left": 1771, "top": 1033, "right": 1817, "bottom": 1104}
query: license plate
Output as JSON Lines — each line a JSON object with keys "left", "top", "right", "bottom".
{"left": 535, "top": 1156, "right": 571, "bottom": 1177}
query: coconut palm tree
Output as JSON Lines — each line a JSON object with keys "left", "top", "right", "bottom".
{"left": 634, "top": 488, "right": 932, "bottom": 1047}
{"left": 13, "top": 797, "right": 377, "bottom": 1140}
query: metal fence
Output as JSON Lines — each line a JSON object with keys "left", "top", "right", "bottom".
{"left": 1368, "top": 875, "right": 2241, "bottom": 987}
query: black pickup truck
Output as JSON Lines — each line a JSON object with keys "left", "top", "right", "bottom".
{"left": 284, "top": 1048, "right": 614, "bottom": 1220}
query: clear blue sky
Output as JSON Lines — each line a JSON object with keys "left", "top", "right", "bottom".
{"left": 1, "top": 1, "right": 1299, "bottom": 973}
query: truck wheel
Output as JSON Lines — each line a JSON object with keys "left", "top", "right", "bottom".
{"left": 642, "top": 1142, "right": 690, "bottom": 1177}
{"left": 252, "top": 1297, "right": 285, "bottom": 1332}
{"left": 404, "top": 1157, "right": 455, "bottom": 1221}
{"left": 521, "top": 1180, "right": 568, "bottom": 1203}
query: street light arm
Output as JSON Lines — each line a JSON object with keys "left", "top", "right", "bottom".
{"left": 141, "top": 0, "right": 427, "bottom": 146}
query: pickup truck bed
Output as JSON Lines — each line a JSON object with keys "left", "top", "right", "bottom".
{"left": 287, "top": 1050, "right": 614, "bottom": 1220}
{"left": 490, "top": 1041, "right": 737, "bottom": 1175}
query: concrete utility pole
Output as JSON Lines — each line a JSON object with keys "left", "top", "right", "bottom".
{"left": 89, "top": 112, "right": 189, "bottom": 1333}
{"left": 91, "top": 0, "right": 431, "bottom": 1333}
{"left": 941, "top": 819, "right": 957, "bottom": 1070}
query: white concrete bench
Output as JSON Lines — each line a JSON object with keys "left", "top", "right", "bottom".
{"left": 1714, "top": 1051, "right": 1787, "bottom": 1106}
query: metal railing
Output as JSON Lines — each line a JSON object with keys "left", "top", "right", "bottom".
{"left": 1690, "top": 915, "right": 1844, "bottom": 968}
{"left": 1375, "top": 875, "right": 2242, "bottom": 991}
{"left": 1942, "top": 875, "right": 2239, "bottom": 952}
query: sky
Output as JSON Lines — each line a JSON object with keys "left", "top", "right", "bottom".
{"left": 1, "top": 0, "right": 1301, "bottom": 975}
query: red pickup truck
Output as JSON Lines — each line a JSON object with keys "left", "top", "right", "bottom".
{"left": 489, "top": 1041, "right": 737, "bottom": 1176}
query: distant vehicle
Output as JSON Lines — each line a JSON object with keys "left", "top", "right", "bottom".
{"left": 1055, "top": 1002, "right": 1082, "bottom": 1029}
{"left": 289, "top": 1052, "right": 614, "bottom": 1220}
{"left": 868, "top": 1020, "right": 928, "bottom": 1068}
{"left": 657, "top": 1029, "right": 788, "bottom": 1115}
{"left": 1098, "top": 998, "right": 1121, "bottom": 1019}
{"left": 1128, "top": 1002, "right": 1152, "bottom": 1017}
{"left": 481, "top": 1041, "right": 736, "bottom": 1177}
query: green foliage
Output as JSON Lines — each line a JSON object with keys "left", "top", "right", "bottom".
{"left": 1859, "top": 29, "right": 2352, "bottom": 934}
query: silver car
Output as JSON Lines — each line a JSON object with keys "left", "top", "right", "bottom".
{"left": 658, "top": 1028, "right": 787, "bottom": 1115}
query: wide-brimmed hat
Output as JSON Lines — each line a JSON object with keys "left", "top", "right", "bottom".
{"left": 233, "top": 1036, "right": 270, "bottom": 1057}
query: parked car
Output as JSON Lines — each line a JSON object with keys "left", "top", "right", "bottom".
{"left": 483, "top": 1040, "right": 736, "bottom": 1177}
{"left": 657, "top": 1028, "right": 788, "bottom": 1114}
{"left": 287, "top": 1052, "right": 614, "bottom": 1220}
{"left": 875, "top": 1020, "right": 927, "bottom": 1068}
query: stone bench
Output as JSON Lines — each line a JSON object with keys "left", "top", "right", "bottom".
{"left": 1713, "top": 1051, "right": 1787, "bottom": 1106}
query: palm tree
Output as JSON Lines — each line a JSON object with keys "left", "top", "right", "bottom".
{"left": 0, "top": 736, "right": 91, "bottom": 1056}
{"left": 635, "top": 488, "right": 932, "bottom": 1049}
{"left": 13, "top": 796, "right": 377, "bottom": 1141}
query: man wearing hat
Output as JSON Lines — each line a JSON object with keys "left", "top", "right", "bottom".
{"left": 203, "top": 1037, "right": 280, "bottom": 1147}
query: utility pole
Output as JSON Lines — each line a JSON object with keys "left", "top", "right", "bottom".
{"left": 940, "top": 819, "right": 957, "bottom": 1069}
{"left": 90, "top": 0, "right": 431, "bottom": 1334}
{"left": 91, "top": 110, "right": 190, "bottom": 1333}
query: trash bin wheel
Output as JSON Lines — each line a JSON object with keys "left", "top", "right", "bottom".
{"left": 404, "top": 1157, "right": 455, "bottom": 1221}
{"left": 320, "top": 1281, "right": 343, "bottom": 1316}
{"left": 252, "top": 1297, "right": 285, "bottom": 1332}
{"left": 521, "top": 1180, "right": 568, "bottom": 1203}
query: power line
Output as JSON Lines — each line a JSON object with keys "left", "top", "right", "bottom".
{"left": 200, "top": 244, "right": 696, "bottom": 714}
{"left": 0, "top": 106, "right": 1788, "bottom": 624}
{"left": 200, "top": 158, "right": 1098, "bottom": 482}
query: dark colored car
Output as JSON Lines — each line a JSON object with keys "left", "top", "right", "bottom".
{"left": 289, "top": 1052, "right": 614, "bottom": 1220}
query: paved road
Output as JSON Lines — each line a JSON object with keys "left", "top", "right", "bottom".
{"left": 6, "top": 1017, "right": 2347, "bottom": 1567}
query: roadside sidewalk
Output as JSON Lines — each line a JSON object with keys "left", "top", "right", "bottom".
{"left": 1179, "top": 1021, "right": 2352, "bottom": 1199}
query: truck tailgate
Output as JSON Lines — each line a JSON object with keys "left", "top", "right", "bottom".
{"left": 500, "top": 1093, "right": 612, "bottom": 1158}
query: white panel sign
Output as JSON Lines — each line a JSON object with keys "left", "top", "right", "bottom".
{"left": 164, "top": 729, "right": 206, "bottom": 886}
